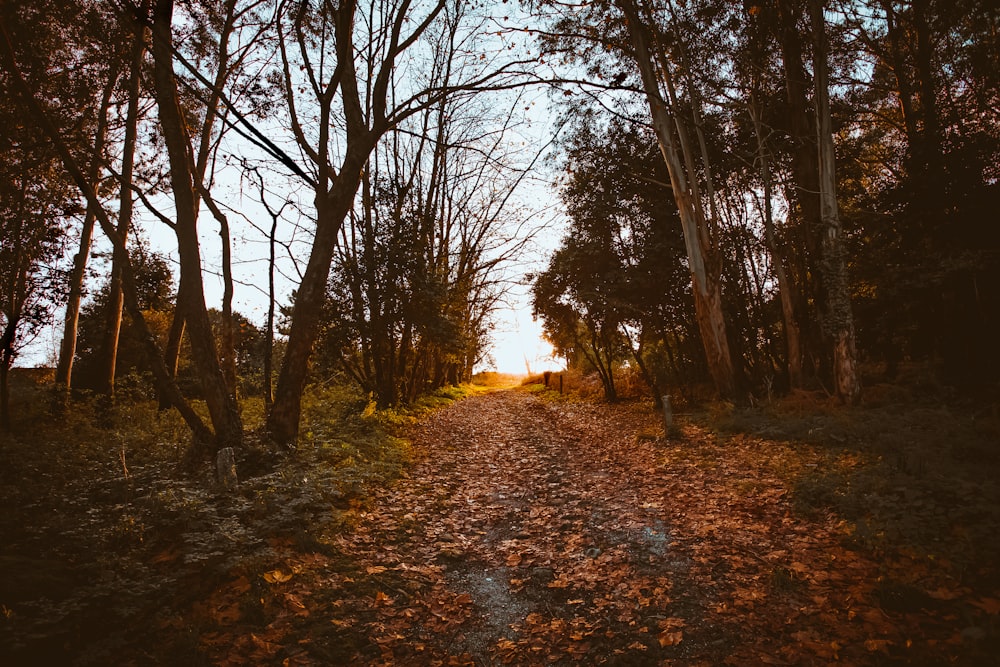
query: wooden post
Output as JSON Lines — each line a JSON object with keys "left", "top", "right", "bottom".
{"left": 662, "top": 395, "right": 673, "bottom": 437}
{"left": 216, "top": 446, "right": 238, "bottom": 491}
{"left": 559, "top": 374, "right": 564, "bottom": 394}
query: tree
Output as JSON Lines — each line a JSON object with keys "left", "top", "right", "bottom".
{"left": 0, "top": 13, "right": 216, "bottom": 446}
{"left": 840, "top": 0, "right": 1000, "bottom": 384}
{"left": 73, "top": 245, "right": 175, "bottom": 394}
{"left": 0, "top": 0, "right": 83, "bottom": 429}
{"left": 97, "top": 2, "right": 148, "bottom": 400}
{"left": 742, "top": 1, "right": 805, "bottom": 389}
{"left": 324, "top": 81, "right": 542, "bottom": 406}
{"left": 267, "top": 0, "right": 537, "bottom": 443}
{"left": 0, "top": 136, "right": 68, "bottom": 430}
{"left": 534, "top": 117, "right": 701, "bottom": 402}
{"left": 53, "top": 3, "right": 127, "bottom": 400}
{"left": 809, "top": 0, "right": 860, "bottom": 403}
{"left": 615, "top": 0, "right": 740, "bottom": 398}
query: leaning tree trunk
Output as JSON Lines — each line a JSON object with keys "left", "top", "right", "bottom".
{"left": 267, "top": 147, "right": 370, "bottom": 445}
{"left": 811, "top": 0, "right": 861, "bottom": 404}
{"left": 619, "top": 0, "right": 737, "bottom": 398}
{"left": 54, "top": 69, "right": 118, "bottom": 396}
{"left": 150, "top": 0, "right": 242, "bottom": 451}
{"left": 99, "top": 19, "right": 145, "bottom": 399}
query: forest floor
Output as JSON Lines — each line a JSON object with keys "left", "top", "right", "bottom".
{"left": 2, "top": 380, "right": 1000, "bottom": 665}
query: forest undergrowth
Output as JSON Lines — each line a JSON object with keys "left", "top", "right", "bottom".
{"left": 0, "top": 370, "right": 998, "bottom": 665}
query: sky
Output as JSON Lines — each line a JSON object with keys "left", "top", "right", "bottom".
{"left": 13, "top": 6, "right": 570, "bottom": 378}
{"left": 16, "top": 129, "right": 567, "bottom": 378}
{"left": 482, "top": 289, "right": 562, "bottom": 375}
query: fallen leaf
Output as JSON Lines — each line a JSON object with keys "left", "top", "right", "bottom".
{"left": 658, "top": 630, "right": 683, "bottom": 647}
{"left": 864, "top": 639, "right": 892, "bottom": 654}
{"left": 263, "top": 569, "right": 293, "bottom": 584}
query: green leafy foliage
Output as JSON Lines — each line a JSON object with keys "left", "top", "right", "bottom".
{"left": 532, "top": 118, "right": 701, "bottom": 401}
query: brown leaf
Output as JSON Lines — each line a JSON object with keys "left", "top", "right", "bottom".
{"left": 658, "top": 630, "right": 683, "bottom": 647}
{"left": 263, "top": 569, "right": 293, "bottom": 584}
{"left": 864, "top": 639, "right": 892, "bottom": 654}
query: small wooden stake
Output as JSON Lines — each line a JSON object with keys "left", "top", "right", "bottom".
{"left": 216, "top": 446, "right": 238, "bottom": 491}
{"left": 662, "top": 395, "right": 673, "bottom": 436}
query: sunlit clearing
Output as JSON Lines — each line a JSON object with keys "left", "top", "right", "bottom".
{"left": 480, "top": 309, "right": 561, "bottom": 376}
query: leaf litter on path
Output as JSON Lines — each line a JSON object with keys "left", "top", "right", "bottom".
{"left": 195, "top": 390, "right": 996, "bottom": 665}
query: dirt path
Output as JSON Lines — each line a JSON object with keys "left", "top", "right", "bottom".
{"left": 196, "top": 390, "right": 993, "bottom": 666}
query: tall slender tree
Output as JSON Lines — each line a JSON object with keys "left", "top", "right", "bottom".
{"left": 810, "top": 0, "right": 860, "bottom": 403}
{"left": 616, "top": 0, "right": 739, "bottom": 398}
{"left": 147, "top": 0, "right": 243, "bottom": 450}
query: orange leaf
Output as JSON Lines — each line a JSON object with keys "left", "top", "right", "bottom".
{"left": 926, "top": 586, "right": 964, "bottom": 601}
{"left": 263, "top": 569, "right": 293, "bottom": 584}
{"left": 658, "top": 630, "right": 683, "bottom": 647}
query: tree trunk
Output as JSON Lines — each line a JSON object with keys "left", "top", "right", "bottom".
{"left": 0, "top": 314, "right": 17, "bottom": 432}
{"left": 618, "top": 0, "right": 737, "bottom": 398}
{"left": 775, "top": 0, "right": 824, "bottom": 380}
{"left": 623, "top": 325, "right": 663, "bottom": 407}
{"left": 267, "top": 148, "right": 370, "bottom": 445}
{"left": 264, "top": 207, "right": 277, "bottom": 408}
{"left": 150, "top": 0, "right": 242, "bottom": 451}
{"left": 99, "top": 20, "right": 145, "bottom": 399}
{"left": 55, "top": 68, "right": 119, "bottom": 395}
{"left": 54, "top": 209, "right": 96, "bottom": 391}
{"left": 749, "top": 99, "right": 804, "bottom": 388}
{"left": 811, "top": 0, "right": 860, "bottom": 404}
